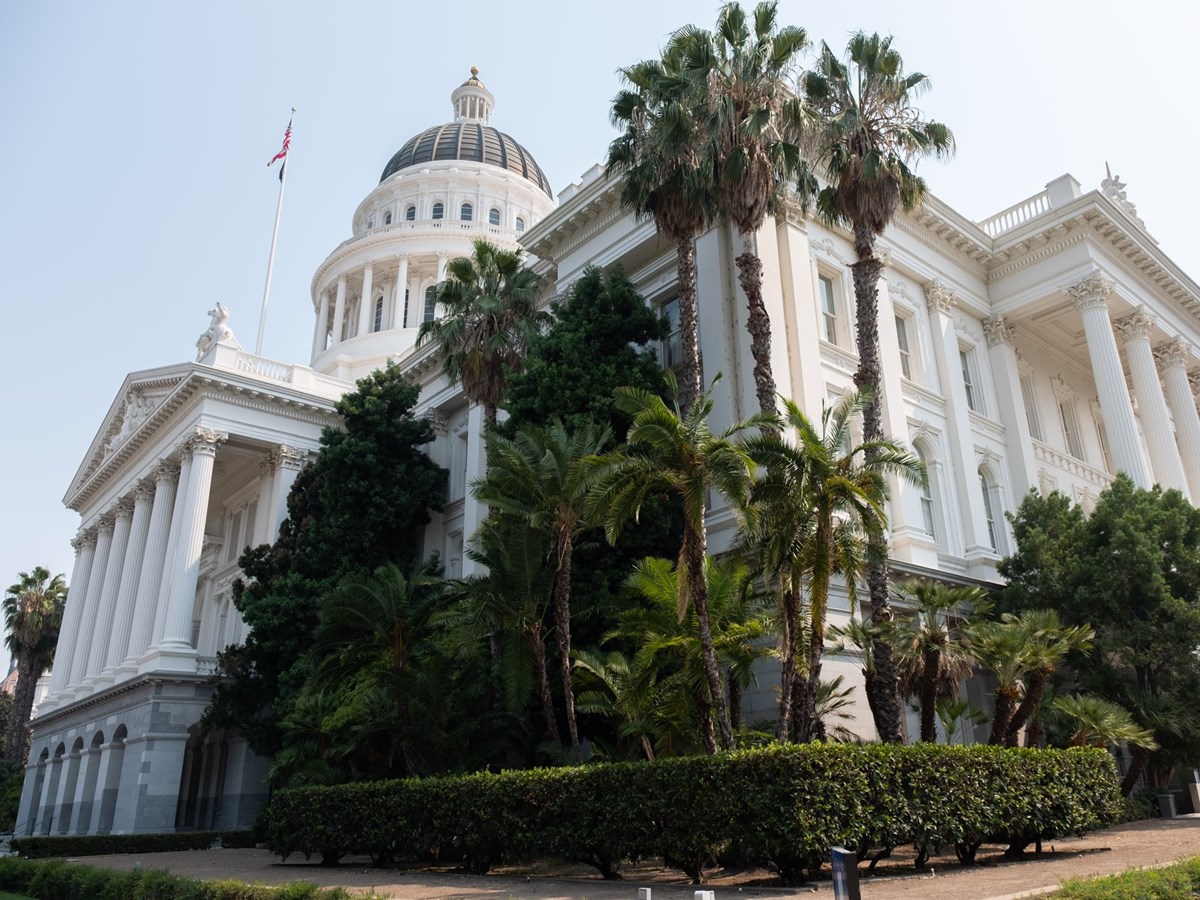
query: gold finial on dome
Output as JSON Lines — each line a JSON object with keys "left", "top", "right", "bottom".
{"left": 452, "top": 65, "right": 493, "bottom": 122}
{"left": 471, "top": 65, "right": 479, "bottom": 77}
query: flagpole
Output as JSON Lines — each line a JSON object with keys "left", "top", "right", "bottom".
{"left": 256, "top": 107, "right": 295, "bottom": 356}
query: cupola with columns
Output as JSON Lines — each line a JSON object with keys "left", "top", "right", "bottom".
{"left": 307, "top": 67, "right": 556, "bottom": 381}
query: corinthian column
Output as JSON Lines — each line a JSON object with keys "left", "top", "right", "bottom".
{"left": 395, "top": 255, "right": 410, "bottom": 327}
{"left": 356, "top": 262, "right": 375, "bottom": 336}
{"left": 1156, "top": 340, "right": 1200, "bottom": 500}
{"left": 1065, "top": 274, "right": 1151, "bottom": 488}
{"left": 268, "top": 445, "right": 310, "bottom": 532}
{"left": 331, "top": 275, "right": 347, "bottom": 344}
{"left": 311, "top": 290, "right": 330, "bottom": 360}
{"left": 160, "top": 428, "right": 226, "bottom": 658}
{"left": 48, "top": 531, "right": 97, "bottom": 697}
{"left": 65, "top": 517, "right": 113, "bottom": 689}
{"left": 983, "top": 314, "right": 1037, "bottom": 496}
{"left": 1114, "top": 308, "right": 1188, "bottom": 494}
{"left": 123, "top": 463, "right": 179, "bottom": 670}
{"left": 84, "top": 499, "right": 134, "bottom": 682}
{"left": 101, "top": 481, "right": 155, "bottom": 678}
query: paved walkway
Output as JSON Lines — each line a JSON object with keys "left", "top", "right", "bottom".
{"left": 65, "top": 817, "right": 1200, "bottom": 899}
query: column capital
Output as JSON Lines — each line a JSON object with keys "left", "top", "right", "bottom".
{"left": 1065, "top": 272, "right": 1113, "bottom": 312}
{"left": 151, "top": 461, "right": 180, "bottom": 485}
{"left": 336, "top": 273, "right": 347, "bottom": 285}
{"left": 71, "top": 529, "right": 97, "bottom": 551}
{"left": 1113, "top": 306, "right": 1155, "bottom": 344}
{"left": 276, "top": 444, "right": 310, "bottom": 471}
{"left": 396, "top": 252, "right": 410, "bottom": 263}
{"left": 181, "top": 427, "right": 226, "bottom": 459}
{"left": 925, "top": 280, "right": 956, "bottom": 314}
{"left": 1154, "top": 339, "right": 1191, "bottom": 372}
{"left": 982, "top": 314, "right": 1016, "bottom": 348}
{"left": 362, "top": 261, "right": 374, "bottom": 274}
{"left": 113, "top": 497, "right": 135, "bottom": 520}
{"left": 133, "top": 481, "right": 156, "bottom": 503}
{"left": 95, "top": 512, "right": 116, "bottom": 534}
{"left": 425, "top": 410, "right": 449, "bottom": 435}
{"left": 1189, "top": 370, "right": 1200, "bottom": 398}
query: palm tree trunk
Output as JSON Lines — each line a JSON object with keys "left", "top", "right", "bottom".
{"left": 1005, "top": 670, "right": 1047, "bottom": 747}
{"left": 989, "top": 686, "right": 1019, "bottom": 745}
{"left": 728, "top": 672, "right": 741, "bottom": 732}
{"left": 776, "top": 586, "right": 799, "bottom": 742}
{"left": 798, "top": 612, "right": 827, "bottom": 743}
{"left": 4, "top": 649, "right": 37, "bottom": 765}
{"left": 685, "top": 523, "right": 735, "bottom": 751}
{"left": 695, "top": 691, "right": 717, "bottom": 755}
{"left": 735, "top": 229, "right": 778, "bottom": 425}
{"left": 552, "top": 532, "right": 581, "bottom": 761}
{"left": 483, "top": 403, "right": 497, "bottom": 428}
{"left": 1120, "top": 744, "right": 1151, "bottom": 797}
{"left": 676, "top": 238, "right": 702, "bottom": 415}
{"left": 527, "top": 624, "right": 561, "bottom": 745}
{"left": 851, "top": 223, "right": 904, "bottom": 745}
{"left": 920, "top": 648, "right": 940, "bottom": 742}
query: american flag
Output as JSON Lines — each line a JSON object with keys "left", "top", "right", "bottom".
{"left": 268, "top": 116, "right": 292, "bottom": 180}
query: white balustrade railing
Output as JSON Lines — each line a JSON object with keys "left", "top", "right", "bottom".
{"left": 329, "top": 219, "right": 518, "bottom": 256}
{"left": 234, "top": 353, "right": 293, "bottom": 383}
{"left": 979, "top": 190, "right": 1053, "bottom": 237}
{"left": 1032, "top": 440, "right": 1113, "bottom": 488}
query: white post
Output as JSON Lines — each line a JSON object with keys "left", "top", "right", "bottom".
{"left": 255, "top": 108, "right": 294, "bottom": 356}
{"left": 357, "top": 262, "right": 375, "bottom": 336}
{"left": 331, "top": 275, "right": 347, "bottom": 345}
{"left": 1066, "top": 274, "right": 1152, "bottom": 488}
{"left": 1157, "top": 340, "right": 1200, "bottom": 500}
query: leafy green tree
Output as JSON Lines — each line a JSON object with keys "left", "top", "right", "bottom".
{"left": 802, "top": 33, "right": 954, "bottom": 744}
{"left": 608, "top": 44, "right": 717, "bottom": 413}
{"left": 587, "top": 376, "right": 771, "bottom": 750}
{"left": 417, "top": 239, "right": 545, "bottom": 425}
{"left": 4, "top": 567, "right": 66, "bottom": 764}
{"left": 675, "top": 1, "right": 808, "bottom": 419}
{"left": 206, "top": 363, "right": 445, "bottom": 756}
{"left": 890, "top": 580, "right": 984, "bottom": 743}
{"left": 743, "top": 391, "right": 919, "bottom": 741}
{"left": 474, "top": 420, "right": 612, "bottom": 760}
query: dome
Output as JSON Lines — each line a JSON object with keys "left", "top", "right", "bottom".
{"left": 378, "top": 67, "right": 553, "bottom": 198}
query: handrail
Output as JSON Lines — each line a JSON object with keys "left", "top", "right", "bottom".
{"left": 979, "top": 190, "right": 1052, "bottom": 237}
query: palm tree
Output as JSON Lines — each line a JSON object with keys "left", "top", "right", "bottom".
{"left": 1001, "top": 609, "right": 1093, "bottom": 747}
{"left": 4, "top": 567, "right": 67, "bottom": 764}
{"left": 474, "top": 419, "right": 613, "bottom": 761}
{"left": 743, "top": 391, "right": 920, "bottom": 742}
{"left": 965, "top": 618, "right": 1033, "bottom": 745}
{"left": 416, "top": 238, "right": 545, "bottom": 426}
{"left": 890, "top": 580, "right": 985, "bottom": 743}
{"left": 1052, "top": 694, "right": 1158, "bottom": 752}
{"left": 801, "top": 34, "right": 954, "bottom": 743}
{"left": 608, "top": 46, "right": 718, "bottom": 414}
{"left": 586, "top": 374, "right": 772, "bottom": 750}
{"left": 675, "top": 1, "right": 809, "bottom": 420}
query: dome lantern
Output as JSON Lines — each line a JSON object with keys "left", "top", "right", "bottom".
{"left": 451, "top": 66, "right": 493, "bottom": 124}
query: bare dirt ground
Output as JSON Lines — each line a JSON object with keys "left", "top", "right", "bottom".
{"left": 65, "top": 816, "right": 1200, "bottom": 900}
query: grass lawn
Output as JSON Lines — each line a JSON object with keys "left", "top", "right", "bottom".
{"left": 1052, "top": 857, "right": 1200, "bottom": 898}
{"left": 0, "top": 892, "right": 33, "bottom": 899}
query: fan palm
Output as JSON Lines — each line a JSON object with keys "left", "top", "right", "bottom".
{"left": 474, "top": 419, "right": 613, "bottom": 761}
{"left": 1052, "top": 694, "right": 1158, "bottom": 752}
{"left": 1000, "top": 609, "right": 1093, "bottom": 747}
{"left": 801, "top": 33, "right": 954, "bottom": 744}
{"left": 965, "top": 618, "right": 1033, "bottom": 745}
{"left": 608, "top": 45, "right": 717, "bottom": 414}
{"left": 417, "top": 239, "right": 545, "bottom": 425}
{"left": 890, "top": 579, "right": 985, "bottom": 743}
{"left": 586, "top": 374, "right": 772, "bottom": 750}
{"left": 674, "top": 1, "right": 809, "bottom": 420}
{"left": 743, "top": 391, "right": 920, "bottom": 741}
{"left": 4, "top": 567, "right": 67, "bottom": 764}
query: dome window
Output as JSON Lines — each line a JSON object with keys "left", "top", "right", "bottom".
{"left": 461, "top": 202, "right": 473, "bottom": 221}
{"left": 432, "top": 202, "right": 445, "bottom": 220}
{"left": 405, "top": 205, "right": 416, "bottom": 222}
{"left": 424, "top": 285, "right": 437, "bottom": 322}
{"left": 367, "top": 218, "right": 374, "bottom": 229}
{"left": 488, "top": 207, "right": 501, "bottom": 226}
{"left": 384, "top": 212, "right": 393, "bottom": 225}
{"left": 515, "top": 216, "right": 526, "bottom": 233}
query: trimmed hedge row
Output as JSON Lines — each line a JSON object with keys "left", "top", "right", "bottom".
{"left": 12, "top": 830, "right": 256, "bottom": 859}
{"left": 0, "top": 857, "right": 363, "bottom": 900}
{"left": 261, "top": 743, "right": 1122, "bottom": 884}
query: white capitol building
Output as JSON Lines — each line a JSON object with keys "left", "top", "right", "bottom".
{"left": 18, "top": 67, "right": 1200, "bottom": 834}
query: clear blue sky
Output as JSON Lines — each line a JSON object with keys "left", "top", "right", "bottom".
{"left": 1, "top": 0, "right": 1196, "bottom": 669}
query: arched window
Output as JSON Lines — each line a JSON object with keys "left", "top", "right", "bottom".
{"left": 367, "top": 218, "right": 374, "bottom": 229}
{"left": 432, "top": 202, "right": 444, "bottom": 220}
{"left": 488, "top": 207, "right": 501, "bottom": 226}
{"left": 460, "top": 202, "right": 473, "bottom": 221}
{"left": 384, "top": 211, "right": 393, "bottom": 225}
{"left": 373, "top": 296, "right": 384, "bottom": 333}
{"left": 515, "top": 216, "right": 525, "bottom": 233}
{"left": 405, "top": 205, "right": 416, "bottom": 221}
{"left": 979, "top": 469, "right": 999, "bottom": 552}
{"left": 424, "top": 285, "right": 437, "bottom": 322}
{"left": 915, "top": 445, "right": 936, "bottom": 538}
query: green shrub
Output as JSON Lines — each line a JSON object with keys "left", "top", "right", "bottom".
{"left": 1052, "top": 856, "right": 1200, "bottom": 898}
{"left": 0, "top": 857, "right": 361, "bottom": 899}
{"left": 261, "top": 743, "right": 1121, "bottom": 884}
{"left": 11, "top": 830, "right": 255, "bottom": 859}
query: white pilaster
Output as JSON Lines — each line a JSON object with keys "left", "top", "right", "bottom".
{"left": 1066, "top": 274, "right": 1152, "bottom": 488}
{"left": 159, "top": 428, "right": 225, "bottom": 661}
{"left": 1156, "top": 340, "right": 1200, "bottom": 500}
{"left": 102, "top": 481, "right": 155, "bottom": 677}
{"left": 84, "top": 499, "right": 134, "bottom": 684}
{"left": 252, "top": 454, "right": 276, "bottom": 545}
{"left": 396, "top": 254, "right": 410, "bottom": 328}
{"left": 331, "top": 275, "right": 347, "bottom": 344}
{"left": 357, "top": 262, "right": 375, "bottom": 336}
{"left": 311, "top": 290, "right": 330, "bottom": 360}
{"left": 48, "top": 530, "right": 96, "bottom": 697}
{"left": 983, "top": 315, "right": 1038, "bottom": 496}
{"left": 436, "top": 252, "right": 448, "bottom": 284}
{"left": 65, "top": 516, "right": 114, "bottom": 689}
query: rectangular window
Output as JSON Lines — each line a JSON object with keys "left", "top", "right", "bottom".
{"left": 1020, "top": 374, "right": 1043, "bottom": 440}
{"left": 662, "top": 298, "right": 684, "bottom": 370}
{"left": 1059, "top": 401, "right": 1085, "bottom": 460}
{"left": 895, "top": 314, "right": 912, "bottom": 380}
{"left": 960, "top": 348, "right": 980, "bottom": 412}
{"left": 1096, "top": 419, "right": 1113, "bottom": 472}
{"left": 819, "top": 275, "right": 838, "bottom": 344}
{"left": 424, "top": 287, "right": 436, "bottom": 323}
{"left": 980, "top": 473, "right": 998, "bottom": 551}
{"left": 402, "top": 289, "right": 410, "bottom": 328}
{"left": 373, "top": 297, "right": 384, "bottom": 333}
